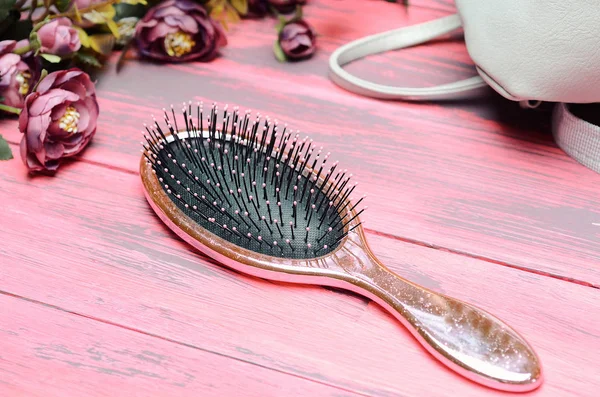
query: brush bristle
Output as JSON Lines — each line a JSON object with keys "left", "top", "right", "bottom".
{"left": 142, "top": 102, "right": 365, "bottom": 259}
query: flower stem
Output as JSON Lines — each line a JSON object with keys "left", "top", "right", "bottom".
{"left": 12, "top": 43, "right": 33, "bottom": 55}
{"left": 0, "top": 104, "right": 22, "bottom": 115}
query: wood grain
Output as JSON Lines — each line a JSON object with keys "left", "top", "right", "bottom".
{"left": 4, "top": 2, "right": 598, "bottom": 286}
{"left": 0, "top": 293, "right": 363, "bottom": 397}
{"left": 0, "top": 155, "right": 598, "bottom": 396}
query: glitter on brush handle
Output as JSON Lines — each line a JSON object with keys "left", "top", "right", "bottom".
{"left": 335, "top": 229, "right": 542, "bottom": 391}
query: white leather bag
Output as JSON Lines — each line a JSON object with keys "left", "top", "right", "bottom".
{"left": 328, "top": 1, "right": 600, "bottom": 173}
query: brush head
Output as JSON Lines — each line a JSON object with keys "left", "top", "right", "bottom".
{"left": 142, "top": 102, "right": 365, "bottom": 260}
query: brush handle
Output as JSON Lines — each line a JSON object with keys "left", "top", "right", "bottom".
{"left": 355, "top": 261, "right": 542, "bottom": 391}
{"left": 335, "top": 237, "right": 542, "bottom": 392}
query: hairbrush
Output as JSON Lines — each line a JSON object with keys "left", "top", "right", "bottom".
{"left": 139, "top": 102, "right": 542, "bottom": 392}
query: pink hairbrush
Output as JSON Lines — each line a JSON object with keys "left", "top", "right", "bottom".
{"left": 140, "top": 102, "right": 543, "bottom": 392}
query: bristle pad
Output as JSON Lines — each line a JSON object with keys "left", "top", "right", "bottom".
{"left": 144, "top": 105, "right": 353, "bottom": 259}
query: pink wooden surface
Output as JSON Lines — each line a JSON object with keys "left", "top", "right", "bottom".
{"left": 1, "top": 0, "right": 599, "bottom": 396}
{"left": 0, "top": 294, "right": 363, "bottom": 396}
{"left": 1, "top": 149, "right": 599, "bottom": 396}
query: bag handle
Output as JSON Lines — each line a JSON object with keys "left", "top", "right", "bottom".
{"left": 328, "top": 14, "right": 488, "bottom": 100}
{"left": 328, "top": 15, "right": 600, "bottom": 174}
{"left": 553, "top": 103, "right": 600, "bottom": 173}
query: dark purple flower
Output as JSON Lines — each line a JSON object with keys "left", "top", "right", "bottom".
{"left": 19, "top": 69, "right": 99, "bottom": 173}
{"left": 246, "top": 0, "right": 270, "bottom": 18}
{"left": 37, "top": 17, "right": 81, "bottom": 56}
{"left": 135, "top": 0, "right": 227, "bottom": 62}
{"left": 269, "top": 0, "right": 306, "bottom": 14}
{"left": 0, "top": 41, "right": 35, "bottom": 109}
{"left": 278, "top": 19, "right": 316, "bottom": 60}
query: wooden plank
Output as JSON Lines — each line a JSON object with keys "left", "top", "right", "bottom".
{"left": 0, "top": 158, "right": 598, "bottom": 396}
{"left": 0, "top": 294, "right": 363, "bottom": 397}
{"left": 3, "top": 3, "right": 597, "bottom": 285}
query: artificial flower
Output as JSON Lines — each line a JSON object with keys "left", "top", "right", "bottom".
{"left": 135, "top": 0, "right": 227, "bottom": 62}
{"left": 0, "top": 41, "right": 35, "bottom": 109}
{"left": 37, "top": 18, "right": 82, "bottom": 56}
{"left": 19, "top": 69, "right": 99, "bottom": 172}
{"left": 278, "top": 19, "right": 315, "bottom": 60}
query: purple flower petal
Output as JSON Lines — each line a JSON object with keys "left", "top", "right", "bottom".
{"left": 72, "top": 101, "right": 90, "bottom": 133}
{"left": 26, "top": 114, "right": 51, "bottom": 152}
{"left": 164, "top": 15, "right": 199, "bottom": 34}
{"left": 147, "top": 23, "right": 178, "bottom": 43}
{"left": 62, "top": 133, "right": 86, "bottom": 156}
{"left": 18, "top": 94, "right": 35, "bottom": 132}
{"left": 44, "top": 159, "right": 60, "bottom": 171}
{"left": 44, "top": 141, "right": 65, "bottom": 160}
{"left": 154, "top": 6, "right": 186, "bottom": 18}
{"left": 50, "top": 103, "right": 68, "bottom": 121}
{"left": 29, "top": 89, "right": 79, "bottom": 116}
{"left": 295, "top": 35, "right": 313, "bottom": 47}
{"left": 20, "top": 136, "right": 45, "bottom": 172}
{"left": 52, "top": 70, "right": 84, "bottom": 87}
{"left": 281, "top": 24, "right": 308, "bottom": 39}
{"left": 0, "top": 40, "right": 17, "bottom": 54}
{"left": 59, "top": 80, "right": 87, "bottom": 100}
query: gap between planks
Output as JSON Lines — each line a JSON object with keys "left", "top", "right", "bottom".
{"left": 3, "top": 141, "right": 596, "bottom": 290}
{"left": 366, "top": 228, "right": 599, "bottom": 289}
{"left": 0, "top": 289, "right": 370, "bottom": 397}
{"left": 0, "top": 292, "right": 367, "bottom": 397}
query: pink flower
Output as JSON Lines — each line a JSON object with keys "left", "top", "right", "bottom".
{"left": 0, "top": 40, "right": 35, "bottom": 109}
{"left": 19, "top": 69, "right": 99, "bottom": 173}
{"left": 37, "top": 17, "right": 81, "bottom": 56}
{"left": 278, "top": 20, "right": 316, "bottom": 60}
{"left": 135, "top": 0, "right": 227, "bottom": 62}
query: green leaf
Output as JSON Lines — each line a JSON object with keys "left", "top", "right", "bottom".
{"left": 273, "top": 40, "right": 287, "bottom": 63}
{"left": 105, "top": 18, "right": 121, "bottom": 39}
{"left": 55, "top": 0, "right": 71, "bottom": 12}
{"left": 118, "top": 0, "right": 147, "bottom": 4}
{"left": 230, "top": 0, "right": 248, "bottom": 16}
{"left": 0, "top": 135, "right": 13, "bottom": 161}
{"left": 74, "top": 26, "right": 91, "bottom": 48}
{"left": 293, "top": 5, "right": 303, "bottom": 21}
{"left": 0, "top": 103, "right": 21, "bottom": 115}
{"left": 74, "top": 52, "right": 103, "bottom": 68}
{"left": 73, "top": 3, "right": 83, "bottom": 23}
{"left": 32, "top": 69, "right": 48, "bottom": 92}
{"left": 89, "top": 33, "right": 116, "bottom": 55}
{"left": 0, "top": 0, "right": 17, "bottom": 24}
{"left": 41, "top": 53, "right": 61, "bottom": 63}
{"left": 275, "top": 16, "right": 286, "bottom": 34}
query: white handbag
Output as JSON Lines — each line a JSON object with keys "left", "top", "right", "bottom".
{"left": 328, "top": 1, "right": 600, "bottom": 173}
